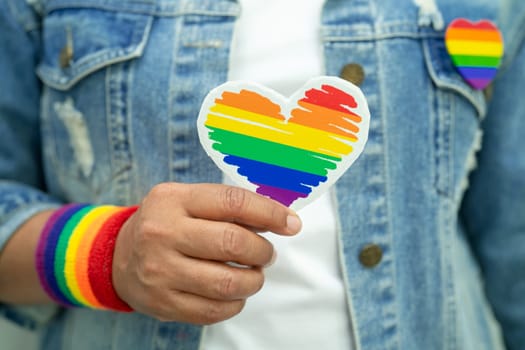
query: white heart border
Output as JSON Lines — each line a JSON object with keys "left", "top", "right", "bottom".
{"left": 197, "top": 76, "right": 370, "bottom": 210}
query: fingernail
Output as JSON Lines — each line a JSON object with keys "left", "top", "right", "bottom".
{"left": 286, "top": 214, "right": 302, "bottom": 233}
{"left": 265, "top": 249, "right": 277, "bottom": 268}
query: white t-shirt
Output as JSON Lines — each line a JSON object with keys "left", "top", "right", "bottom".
{"left": 200, "top": 1, "right": 353, "bottom": 349}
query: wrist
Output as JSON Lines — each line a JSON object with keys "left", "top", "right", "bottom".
{"left": 35, "top": 204, "right": 138, "bottom": 311}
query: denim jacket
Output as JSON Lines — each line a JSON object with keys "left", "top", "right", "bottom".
{"left": 1, "top": 0, "right": 524, "bottom": 349}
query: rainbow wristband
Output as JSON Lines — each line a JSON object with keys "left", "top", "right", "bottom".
{"left": 36, "top": 204, "right": 138, "bottom": 311}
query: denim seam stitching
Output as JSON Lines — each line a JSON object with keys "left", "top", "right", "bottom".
{"left": 375, "top": 33, "right": 400, "bottom": 350}
{"left": 44, "top": 3, "right": 239, "bottom": 17}
{"left": 167, "top": 13, "right": 185, "bottom": 182}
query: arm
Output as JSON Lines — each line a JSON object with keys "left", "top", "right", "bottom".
{"left": 0, "top": 0, "right": 63, "bottom": 328}
{"left": 0, "top": 210, "right": 53, "bottom": 304}
{"left": 0, "top": 182, "right": 301, "bottom": 324}
{"left": 460, "top": 13, "right": 525, "bottom": 350}
{"left": 0, "top": 0, "right": 301, "bottom": 326}
{"left": 0, "top": 0, "right": 59, "bottom": 301}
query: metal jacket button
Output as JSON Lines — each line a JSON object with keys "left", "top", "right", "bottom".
{"left": 359, "top": 244, "right": 382, "bottom": 268}
{"left": 340, "top": 63, "right": 365, "bottom": 86}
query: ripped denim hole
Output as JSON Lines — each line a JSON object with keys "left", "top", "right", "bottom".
{"left": 53, "top": 97, "right": 94, "bottom": 178}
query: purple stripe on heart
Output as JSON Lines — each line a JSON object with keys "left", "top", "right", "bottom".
{"left": 457, "top": 67, "right": 497, "bottom": 89}
{"left": 254, "top": 183, "right": 308, "bottom": 207}
{"left": 465, "top": 78, "right": 493, "bottom": 90}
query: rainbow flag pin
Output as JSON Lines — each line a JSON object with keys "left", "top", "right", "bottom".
{"left": 197, "top": 77, "right": 370, "bottom": 210}
{"left": 445, "top": 18, "right": 504, "bottom": 90}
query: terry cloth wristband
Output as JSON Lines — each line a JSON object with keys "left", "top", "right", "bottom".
{"left": 35, "top": 204, "right": 138, "bottom": 311}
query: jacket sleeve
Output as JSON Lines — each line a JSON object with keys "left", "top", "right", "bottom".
{"left": 0, "top": 0, "right": 61, "bottom": 329}
{"left": 460, "top": 5, "right": 525, "bottom": 349}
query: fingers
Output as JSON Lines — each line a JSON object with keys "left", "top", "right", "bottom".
{"left": 175, "top": 218, "right": 274, "bottom": 266}
{"left": 114, "top": 182, "right": 301, "bottom": 325}
{"left": 168, "top": 256, "right": 265, "bottom": 301}
{"left": 126, "top": 250, "right": 262, "bottom": 323}
{"left": 155, "top": 291, "right": 246, "bottom": 325}
{"left": 183, "top": 184, "right": 302, "bottom": 235}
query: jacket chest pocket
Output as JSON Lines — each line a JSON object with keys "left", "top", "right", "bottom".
{"left": 422, "top": 36, "right": 487, "bottom": 199}
{"left": 37, "top": 3, "right": 153, "bottom": 203}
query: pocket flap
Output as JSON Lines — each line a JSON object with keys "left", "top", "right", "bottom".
{"left": 37, "top": 8, "right": 152, "bottom": 90}
{"left": 423, "top": 37, "right": 487, "bottom": 118}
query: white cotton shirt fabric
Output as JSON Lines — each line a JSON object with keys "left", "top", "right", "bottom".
{"left": 199, "top": 0, "right": 353, "bottom": 349}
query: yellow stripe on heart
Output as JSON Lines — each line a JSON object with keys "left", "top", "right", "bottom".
{"left": 445, "top": 40, "right": 504, "bottom": 56}
{"left": 206, "top": 103, "right": 357, "bottom": 158}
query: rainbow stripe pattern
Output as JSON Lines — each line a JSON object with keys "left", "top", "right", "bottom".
{"left": 445, "top": 18, "right": 504, "bottom": 90}
{"left": 199, "top": 78, "right": 369, "bottom": 208}
{"left": 36, "top": 204, "right": 138, "bottom": 311}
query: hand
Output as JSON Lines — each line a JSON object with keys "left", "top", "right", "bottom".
{"left": 112, "top": 183, "right": 302, "bottom": 324}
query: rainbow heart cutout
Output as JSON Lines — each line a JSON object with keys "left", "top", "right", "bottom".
{"left": 445, "top": 18, "right": 504, "bottom": 90}
{"left": 197, "top": 77, "right": 370, "bottom": 210}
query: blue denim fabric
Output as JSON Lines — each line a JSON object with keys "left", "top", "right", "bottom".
{"left": 0, "top": 0, "right": 524, "bottom": 349}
